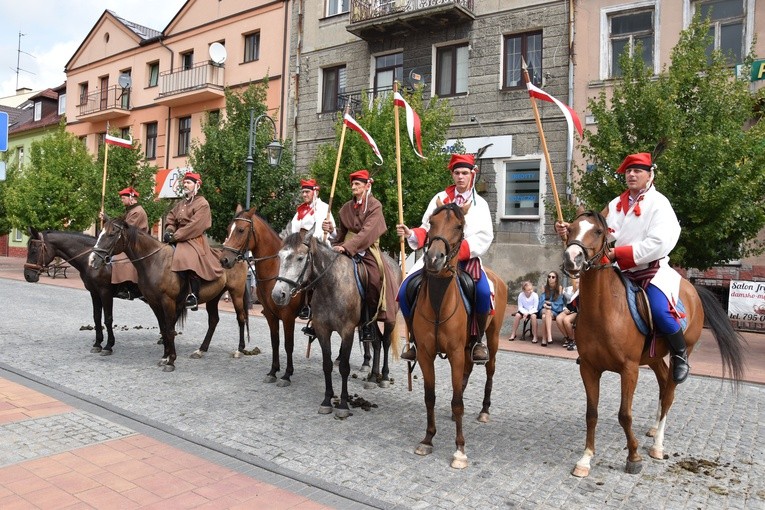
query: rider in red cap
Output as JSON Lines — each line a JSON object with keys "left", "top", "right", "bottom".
{"left": 396, "top": 153, "right": 495, "bottom": 364}
{"left": 555, "top": 151, "right": 689, "bottom": 383}
{"left": 107, "top": 187, "right": 149, "bottom": 300}
{"left": 163, "top": 171, "right": 223, "bottom": 310}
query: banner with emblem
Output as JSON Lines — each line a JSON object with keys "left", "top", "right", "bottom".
{"left": 154, "top": 167, "right": 188, "bottom": 198}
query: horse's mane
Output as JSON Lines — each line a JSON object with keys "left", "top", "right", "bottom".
{"left": 43, "top": 230, "right": 96, "bottom": 242}
{"left": 236, "top": 208, "right": 281, "bottom": 240}
{"left": 432, "top": 202, "right": 465, "bottom": 222}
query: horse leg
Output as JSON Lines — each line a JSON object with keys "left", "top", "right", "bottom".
{"left": 234, "top": 293, "right": 249, "bottom": 358}
{"left": 359, "top": 341, "right": 372, "bottom": 374}
{"left": 277, "top": 317, "right": 295, "bottom": 387}
{"left": 415, "top": 358, "right": 437, "bottom": 457}
{"left": 618, "top": 364, "right": 642, "bottom": 474}
{"left": 191, "top": 299, "right": 220, "bottom": 359}
{"left": 158, "top": 304, "right": 177, "bottom": 372}
{"left": 264, "top": 314, "right": 281, "bottom": 383}
{"left": 647, "top": 359, "right": 674, "bottom": 460}
{"left": 363, "top": 325, "right": 384, "bottom": 389}
{"left": 101, "top": 293, "right": 116, "bottom": 355}
{"left": 573, "top": 365, "right": 602, "bottom": 478}
{"left": 378, "top": 323, "right": 393, "bottom": 388}
{"left": 89, "top": 293, "right": 105, "bottom": 353}
{"left": 334, "top": 335, "right": 354, "bottom": 419}
{"left": 477, "top": 346, "right": 496, "bottom": 423}
{"left": 317, "top": 336, "right": 335, "bottom": 415}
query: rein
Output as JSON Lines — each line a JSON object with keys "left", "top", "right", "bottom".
{"left": 24, "top": 235, "right": 92, "bottom": 273}
{"left": 562, "top": 211, "right": 611, "bottom": 278}
{"left": 276, "top": 241, "right": 339, "bottom": 298}
{"left": 222, "top": 216, "right": 279, "bottom": 283}
{"left": 92, "top": 223, "right": 162, "bottom": 266}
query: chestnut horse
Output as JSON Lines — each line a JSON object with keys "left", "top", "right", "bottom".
{"left": 24, "top": 228, "right": 121, "bottom": 354}
{"left": 410, "top": 202, "right": 507, "bottom": 469}
{"left": 89, "top": 217, "right": 249, "bottom": 371}
{"left": 563, "top": 209, "right": 746, "bottom": 477}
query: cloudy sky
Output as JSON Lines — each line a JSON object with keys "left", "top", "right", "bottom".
{"left": 0, "top": 0, "right": 186, "bottom": 98}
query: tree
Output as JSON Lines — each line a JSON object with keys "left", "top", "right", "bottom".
{"left": 576, "top": 14, "right": 765, "bottom": 270}
{"left": 189, "top": 82, "right": 298, "bottom": 242}
{"left": 5, "top": 124, "right": 99, "bottom": 231}
{"left": 310, "top": 88, "right": 454, "bottom": 253}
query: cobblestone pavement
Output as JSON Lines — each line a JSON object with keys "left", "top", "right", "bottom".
{"left": 1, "top": 278, "right": 764, "bottom": 509}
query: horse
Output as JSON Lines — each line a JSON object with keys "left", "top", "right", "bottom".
{"left": 89, "top": 217, "right": 249, "bottom": 371}
{"left": 271, "top": 226, "right": 402, "bottom": 418}
{"left": 23, "top": 228, "right": 128, "bottom": 355}
{"left": 562, "top": 209, "right": 746, "bottom": 477}
{"left": 408, "top": 202, "right": 507, "bottom": 469}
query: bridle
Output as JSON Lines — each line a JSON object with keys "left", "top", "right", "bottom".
{"left": 424, "top": 204, "right": 465, "bottom": 276}
{"left": 221, "top": 216, "right": 279, "bottom": 283}
{"left": 91, "top": 222, "right": 162, "bottom": 266}
{"left": 23, "top": 233, "right": 51, "bottom": 274}
{"left": 275, "top": 236, "right": 338, "bottom": 298}
{"left": 563, "top": 211, "right": 611, "bottom": 277}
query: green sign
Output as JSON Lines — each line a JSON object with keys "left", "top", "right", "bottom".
{"left": 751, "top": 59, "right": 765, "bottom": 81}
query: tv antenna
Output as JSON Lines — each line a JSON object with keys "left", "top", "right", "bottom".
{"left": 13, "top": 32, "right": 36, "bottom": 91}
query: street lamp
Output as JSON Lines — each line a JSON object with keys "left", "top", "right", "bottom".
{"left": 245, "top": 110, "right": 284, "bottom": 209}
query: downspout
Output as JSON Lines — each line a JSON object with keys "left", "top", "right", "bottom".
{"left": 279, "top": 0, "right": 289, "bottom": 140}
{"left": 291, "top": 0, "right": 304, "bottom": 166}
{"left": 566, "top": 0, "right": 575, "bottom": 199}
{"left": 159, "top": 37, "right": 174, "bottom": 170}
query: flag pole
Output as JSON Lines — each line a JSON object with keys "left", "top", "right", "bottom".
{"left": 323, "top": 104, "right": 350, "bottom": 243}
{"left": 522, "top": 58, "right": 563, "bottom": 225}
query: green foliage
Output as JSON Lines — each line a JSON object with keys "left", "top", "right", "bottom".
{"left": 310, "top": 88, "right": 454, "bottom": 253}
{"left": 576, "top": 14, "right": 765, "bottom": 270}
{"left": 4, "top": 124, "right": 99, "bottom": 231}
{"left": 189, "top": 82, "right": 298, "bottom": 242}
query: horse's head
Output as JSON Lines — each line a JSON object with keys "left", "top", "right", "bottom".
{"left": 221, "top": 207, "right": 255, "bottom": 268}
{"left": 24, "top": 228, "right": 53, "bottom": 282}
{"left": 563, "top": 209, "right": 609, "bottom": 277}
{"left": 89, "top": 218, "right": 129, "bottom": 269}
{"left": 425, "top": 201, "right": 467, "bottom": 275}
{"left": 271, "top": 230, "right": 314, "bottom": 306}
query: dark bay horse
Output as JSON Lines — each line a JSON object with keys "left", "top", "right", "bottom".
{"left": 89, "top": 217, "right": 249, "bottom": 371}
{"left": 271, "top": 227, "right": 402, "bottom": 418}
{"left": 408, "top": 202, "right": 507, "bottom": 469}
{"left": 24, "top": 228, "right": 121, "bottom": 355}
{"left": 562, "top": 209, "right": 746, "bottom": 477}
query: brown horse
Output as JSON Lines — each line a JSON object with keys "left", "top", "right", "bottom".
{"left": 562, "top": 209, "right": 746, "bottom": 477}
{"left": 410, "top": 202, "right": 507, "bottom": 469}
{"left": 89, "top": 217, "right": 249, "bottom": 371}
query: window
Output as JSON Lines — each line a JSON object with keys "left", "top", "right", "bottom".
{"left": 326, "top": 0, "right": 349, "bottom": 16}
{"left": 178, "top": 116, "right": 191, "bottom": 156}
{"left": 244, "top": 33, "right": 260, "bottom": 63}
{"left": 374, "top": 52, "right": 402, "bottom": 98}
{"left": 57, "top": 93, "right": 66, "bottom": 116}
{"left": 694, "top": 0, "right": 745, "bottom": 65}
{"left": 436, "top": 43, "right": 469, "bottom": 97}
{"left": 503, "top": 160, "right": 541, "bottom": 218}
{"left": 16, "top": 146, "right": 24, "bottom": 171}
{"left": 181, "top": 51, "right": 194, "bottom": 70}
{"left": 13, "top": 228, "right": 23, "bottom": 242}
{"left": 33, "top": 101, "right": 41, "bottom": 121}
{"left": 148, "top": 61, "right": 159, "bottom": 87}
{"left": 145, "top": 122, "right": 158, "bottom": 160}
{"left": 503, "top": 31, "right": 542, "bottom": 89}
{"left": 609, "top": 9, "right": 654, "bottom": 77}
{"left": 321, "top": 65, "right": 346, "bottom": 113}
{"left": 99, "top": 76, "right": 109, "bottom": 110}
{"left": 119, "top": 69, "right": 131, "bottom": 109}
{"left": 79, "top": 82, "right": 88, "bottom": 105}
{"left": 120, "top": 127, "right": 131, "bottom": 141}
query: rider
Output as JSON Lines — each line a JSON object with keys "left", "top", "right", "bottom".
{"left": 555, "top": 152, "right": 689, "bottom": 383}
{"left": 163, "top": 172, "right": 223, "bottom": 311}
{"left": 396, "top": 153, "right": 494, "bottom": 364}
{"left": 321, "top": 169, "right": 396, "bottom": 342}
{"left": 108, "top": 187, "right": 148, "bottom": 300}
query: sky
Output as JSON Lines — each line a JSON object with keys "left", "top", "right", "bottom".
{"left": 0, "top": 0, "right": 186, "bottom": 99}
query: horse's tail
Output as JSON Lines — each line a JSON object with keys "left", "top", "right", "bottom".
{"left": 695, "top": 284, "right": 747, "bottom": 386}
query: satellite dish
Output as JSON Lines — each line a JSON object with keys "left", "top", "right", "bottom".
{"left": 118, "top": 74, "right": 132, "bottom": 89}
{"left": 209, "top": 42, "right": 227, "bottom": 65}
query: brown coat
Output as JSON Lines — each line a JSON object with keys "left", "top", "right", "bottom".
{"left": 165, "top": 195, "right": 223, "bottom": 281}
{"left": 111, "top": 204, "right": 149, "bottom": 284}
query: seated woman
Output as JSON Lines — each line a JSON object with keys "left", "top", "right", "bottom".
{"left": 508, "top": 281, "right": 538, "bottom": 341}
{"left": 537, "top": 271, "right": 564, "bottom": 346}
{"left": 556, "top": 277, "right": 579, "bottom": 351}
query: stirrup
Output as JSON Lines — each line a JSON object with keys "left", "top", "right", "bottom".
{"left": 298, "top": 305, "right": 310, "bottom": 320}
{"left": 359, "top": 325, "right": 375, "bottom": 343}
{"left": 400, "top": 344, "right": 416, "bottom": 361}
{"left": 471, "top": 342, "right": 489, "bottom": 365}
{"left": 185, "top": 293, "right": 198, "bottom": 311}
{"left": 302, "top": 324, "right": 316, "bottom": 338}
{"left": 671, "top": 355, "right": 690, "bottom": 384}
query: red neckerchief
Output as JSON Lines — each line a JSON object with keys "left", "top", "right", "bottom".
{"left": 353, "top": 195, "right": 365, "bottom": 210}
{"left": 296, "top": 202, "right": 314, "bottom": 220}
{"left": 615, "top": 190, "right": 645, "bottom": 216}
{"left": 444, "top": 184, "right": 469, "bottom": 205}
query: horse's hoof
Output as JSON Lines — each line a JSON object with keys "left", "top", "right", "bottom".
{"left": 334, "top": 408, "right": 351, "bottom": 419}
{"left": 357, "top": 365, "right": 371, "bottom": 374}
{"left": 318, "top": 405, "right": 333, "bottom": 415}
{"left": 90, "top": 346, "right": 102, "bottom": 353}
{"left": 378, "top": 380, "right": 390, "bottom": 389}
{"left": 648, "top": 447, "right": 665, "bottom": 460}
{"left": 477, "top": 412, "right": 490, "bottom": 423}
{"left": 415, "top": 443, "right": 433, "bottom": 456}
{"left": 162, "top": 365, "right": 175, "bottom": 373}
{"left": 572, "top": 464, "right": 590, "bottom": 478}
{"left": 99, "top": 349, "right": 113, "bottom": 357}
{"left": 276, "top": 379, "right": 291, "bottom": 388}
{"left": 233, "top": 350, "right": 243, "bottom": 359}
{"left": 646, "top": 427, "right": 657, "bottom": 437}
{"left": 263, "top": 375, "right": 277, "bottom": 384}
{"left": 156, "top": 338, "right": 163, "bottom": 345}
{"left": 625, "top": 459, "right": 643, "bottom": 474}
{"left": 451, "top": 451, "right": 468, "bottom": 469}
{"left": 158, "top": 358, "right": 169, "bottom": 366}
{"left": 363, "top": 381, "right": 377, "bottom": 390}
{"left": 190, "top": 350, "right": 203, "bottom": 359}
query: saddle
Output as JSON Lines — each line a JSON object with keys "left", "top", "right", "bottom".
{"left": 404, "top": 269, "right": 475, "bottom": 318}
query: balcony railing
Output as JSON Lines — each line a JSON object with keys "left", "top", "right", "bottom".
{"left": 349, "top": 0, "right": 474, "bottom": 24}
{"left": 156, "top": 61, "right": 225, "bottom": 105}
{"left": 77, "top": 86, "right": 130, "bottom": 120}
{"left": 336, "top": 86, "right": 393, "bottom": 115}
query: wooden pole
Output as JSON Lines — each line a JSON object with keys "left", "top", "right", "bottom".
{"left": 323, "top": 104, "right": 350, "bottom": 243}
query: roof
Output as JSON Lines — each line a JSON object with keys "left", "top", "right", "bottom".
{"left": 108, "top": 10, "right": 162, "bottom": 41}
{"left": 0, "top": 105, "right": 29, "bottom": 128}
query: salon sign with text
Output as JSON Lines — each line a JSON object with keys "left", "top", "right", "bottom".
{"left": 727, "top": 280, "right": 765, "bottom": 322}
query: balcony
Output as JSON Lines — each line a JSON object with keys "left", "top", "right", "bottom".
{"left": 347, "top": 0, "right": 475, "bottom": 40}
{"left": 77, "top": 86, "right": 131, "bottom": 122}
{"left": 336, "top": 87, "right": 393, "bottom": 115}
{"left": 155, "top": 61, "right": 225, "bottom": 107}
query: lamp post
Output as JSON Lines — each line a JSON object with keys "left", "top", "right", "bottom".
{"left": 245, "top": 110, "right": 284, "bottom": 209}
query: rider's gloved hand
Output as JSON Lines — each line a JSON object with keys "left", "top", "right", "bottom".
{"left": 163, "top": 230, "right": 176, "bottom": 244}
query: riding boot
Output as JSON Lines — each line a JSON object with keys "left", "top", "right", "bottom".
{"left": 185, "top": 272, "right": 200, "bottom": 311}
{"left": 470, "top": 313, "right": 490, "bottom": 364}
{"left": 113, "top": 284, "right": 132, "bottom": 300}
{"left": 359, "top": 306, "right": 375, "bottom": 343}
{"left": 666, "top": 329, "right": 690, "bottom": 383}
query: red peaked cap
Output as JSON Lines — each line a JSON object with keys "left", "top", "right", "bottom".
{"left": 448, "top": 153, "right": 475, "bottom": 171}
{"left": 183, "top": 171, "right": 202, "bottom": 185}
{"left": 616, "top": 153, "right": 653, "bottom": 174}
{"left": 300, "top": 178, "right": 319, "bottom": 190}
{"left": 349, "top": 169, "right": 371, "bottom": 183}
{"left": 118, "top": 187, "right": 139, "bottom": 197}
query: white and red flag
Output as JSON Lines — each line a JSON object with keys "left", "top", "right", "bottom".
{"left": 393, "top": 92, "right": 426, "bottom": 159}
{"left": 526, "top": 82, "right": 583, "bottom": 150}
{"left": 343, "top": 113, "right": 383, "bottom": 165}
{"left": 104, "top": 133, "right": 133, "bottom": 148}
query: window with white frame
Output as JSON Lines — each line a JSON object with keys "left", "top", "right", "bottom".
{"left": 503, "top": 160, "right": 541, "bottom": 218}
{"left": 321, "top": 65, "right": 346, "bottom": 113}
{"left": 503, "top": 30, "right": 543, "bottom": 89}
{"left": 326, "top": 0, "right": 349, "bottom": 17}
{"left": 33, "top": 101, "right": 41, "bottom": 121}
{"left": 57, "top": 93, "right": 66, "bottom": 115}
{"left": 181, "top": 51, "right": 194, "bottom": 70}
{"left": 608, "top": 8, "right": 655, "bottom": 78}
{"left": 13, "top": 228, "right": 23, "bottom": 242}
{"left": 693, "top": 0, "right": 745, "bottom": 65}
{"left": 79, "top": 82, "right": 88, "bottom": 105}
{"left": 16, "top": 146, "right": 24, "bottom": 171}
{"left": 178, "top": 116, "right": 191, "bottom": 156}
{"left": 374, "top": 52, "right": 402, "bottom": 98}
{"left": 436, "top": 42, "right": 469, "bottom": 97}
{"left": 148, "top": 61, "right": 159, "bottom": 87}
{"left": 244, "top": 32, "right": 260, "bottom": 63}
{"left": 119, "top": 69, "right": 131, "bottom": 109}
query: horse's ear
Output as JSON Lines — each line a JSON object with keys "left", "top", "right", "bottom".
{"left": 436, "top": 197, "right": 444, "bottom": 208}
{"left": 235, "top": 204, "right": 243, "bottom": 215}
{"left": 461, "top": 202, "right": 471, "bottom": 215}
{"left": 576, "top": 205, "right": 586, "bottom": 216}
{"left": 306, "top": 222, "right": 316, "bottom": 239}
{"left": 28, "top": 227, "right": 37, "bottom": 238}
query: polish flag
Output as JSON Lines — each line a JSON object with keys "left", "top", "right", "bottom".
{"left": 526, "top": 82, "right": 583, "bottom": 149}
{"left": 343, "top": 113, "right": 383, "bottom": 165}
{"left": 393, "top": 92, "right": 426, "bottom": 159}
{"left": 104, "top": 134, "right": 133, "bottom": 148}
